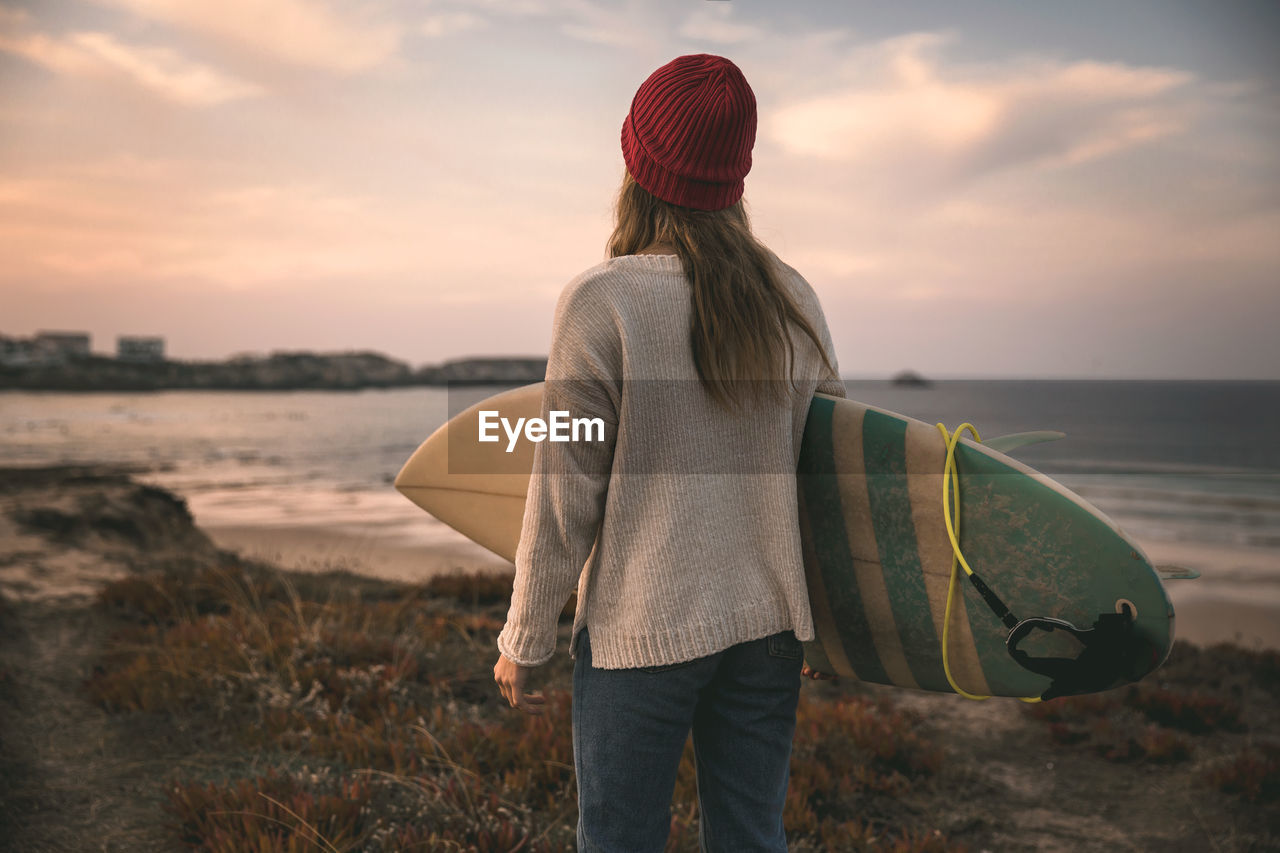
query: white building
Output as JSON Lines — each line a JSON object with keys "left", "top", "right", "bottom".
{"left": 117, "top": 335, "right": 166, "bottom": 362}
{"left": 0, "top": 331, "right": 93, "bottom": 366}
{"left": 34, "top": 331, "right": 91, "bottom": 363}
{"left": 0, "top": 335, "right": 32, "bottom": 366}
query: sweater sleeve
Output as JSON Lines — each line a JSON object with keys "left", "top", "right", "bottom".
{"left": 496, "top": 279, "right": 620, "bottom": 666}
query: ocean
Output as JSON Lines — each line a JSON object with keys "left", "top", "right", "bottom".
{"left": 2, "top": 381, "right": 1278, "bottom": 592}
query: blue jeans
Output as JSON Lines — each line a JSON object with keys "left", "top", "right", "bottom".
{"left": 572, "top": 628, "right": 804, "bottom": 852}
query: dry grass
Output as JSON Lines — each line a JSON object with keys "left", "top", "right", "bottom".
{"left": 1203, "top": 742, "right": 1280, "bottom": 803}
{"left": 84, "top": 566, "right": 1279, "bottom": 851}
{"left": 87, "top": 565, "right": 963, "bottom": 851}
{"left": 1021, "top": 640, "right": 1273, "bottom": 766}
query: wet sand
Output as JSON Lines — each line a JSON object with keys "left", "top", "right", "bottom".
{"left": 1142, "top": 539, "right": 1280, "bottom": 649}
{"left": 204, "top": 523, "right": 512, "bottom": 583}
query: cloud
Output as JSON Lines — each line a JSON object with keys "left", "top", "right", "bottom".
{"left": 0, "top": 174, "right": 402, "bottom": 289}
{"left": 678, "top": 5, "right": 763, "bottom": 44}
{"left": 422, "top": 0, "right": 661, "bottom": 50}
{"left": 769, "top": 33, "right": 1193, "bottom": 182}
{"left": 88, "top": 0, "right": 401, "bottom": 73}
{"left": 0, "top": 17, "right": 97, "bottom": 76}
{"left": 0, "top": 155, "right": 595, "bottom": 300}
{"left": 73, "top": 33, "right": 263, "bottom": 104}
{"left": 440, "top": 0, "right": 552, "bottom": 17}
{"left": 0, "top": 14, "right": 262, "bottom": 105}
{"left": 404, "top": 0, "right": 693, "bottom": 51}
{"left": 557, "top": 1, "right": 656, "bottom": 49}
{"left": 421, "top": 11, "right": 487, "bottom": 39}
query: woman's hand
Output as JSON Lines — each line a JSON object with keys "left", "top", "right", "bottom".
{"left": 494, "top": 653, "right": 546, "bottom": 715}
{"left": 801, "top": 663, "right": 838, "bottom": 682}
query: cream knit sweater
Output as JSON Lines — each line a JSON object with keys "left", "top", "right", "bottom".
{"left": 496, "top": 253, "right": 846, "bottom": 670}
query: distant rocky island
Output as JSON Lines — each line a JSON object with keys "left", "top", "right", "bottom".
{"left": 891, "top": 369, "right": 932, "bottom": 388}
{"left": 0, "top": 352, "right": 549, "bottom": 392}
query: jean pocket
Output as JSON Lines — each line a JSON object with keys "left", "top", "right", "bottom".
{"left": 766, "top": 630, "right": 804, "bottom": 661}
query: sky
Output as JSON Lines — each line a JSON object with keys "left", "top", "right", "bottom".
{"left": 1, "top": 0, "right": 1277, "bottom": 379}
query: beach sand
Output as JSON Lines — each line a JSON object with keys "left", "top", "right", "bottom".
{"left": 204, "top": 523, "right": 512, "bottom": 584}
{"left": 1142, "top": 539, "right": 1280, "bottom": 650}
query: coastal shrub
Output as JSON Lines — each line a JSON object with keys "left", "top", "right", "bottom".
{"left": 0, "top": 593, "right": 14, "bottom": 693}
{"left": 167, "top": 725, "right": 581, "bottom": 852}
{"left": 96, "top": 569, "right": 235, "bottom": 625}
{"left": 1156, "top": 640, "right": 1280, "bottom": 700}
{"left": 93, "top": 563, "right": 362, "bottom": 627}
{"left": 1204, "top": 742, "right": 1280, "bottom": 803}
{"left": 1024, "top": 677, "right": 1248, "bottom": 762}
{"left": 419, "top": 691, "right": 576, "bottom": 808}
{"left": 93, "top": 566, "right": 958, "bottom": 851}
{"left": 1126, "top": 684, "right": 1244, "bottom": 734}
{"left": 86, "top": 565, "right": 512, "bottom": 716}
{"left": 423, "top": 570, "right": 515, "bottom": 606}
{"left": 1023, "top": 692, "right": 1119, "bottom": 722}
{"left": 1043, "top": 721, "right": 1090, "bottom": 746}
{"left": 1136, "top": 725, "right": 1194, "bottom": 763}
{"left": 423, "top": 570, "right": 576, "bottom": 620}
{"left": 168, "top": 768, "right": 371, "bottom": 852}
{"left": 96, "top": 564, "right": 426, "bottom": 627}
{"left": 1079, "top": 718, "right": 1193, "bottom": 763}
{"left": 787, "top": 694, "right": 945, "bottom": 841}
{"left": 84, "top": 603, "right": 483, "bottom": 715}
{"left": 168, "top": 692, "right": 957, "bottom": 853}
{"left": 255, "top": 708, "right": 412, "bottom": 773}
{"left": 97, "top": 575, "right": 184, "bottom": 624}
{"left": 1024, "top": 692, "right": 1196, "bottom": 763}
{"left": 167, "top": 766, "right": 575, "bottom": 853}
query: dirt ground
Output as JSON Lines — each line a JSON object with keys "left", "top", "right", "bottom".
{"left": 882, "top": 683, "right": 1275, "bottom": 852}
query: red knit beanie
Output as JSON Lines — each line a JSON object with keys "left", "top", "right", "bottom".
{"left": 621, "top": 54, "right": 757, "bottom": 211}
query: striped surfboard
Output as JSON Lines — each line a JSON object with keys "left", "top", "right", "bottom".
{"left": 798, "top": 394, "right": 1174, "bottom": 697}
{"left": 395, "top": 384, "right": 1176, "bottom": 698}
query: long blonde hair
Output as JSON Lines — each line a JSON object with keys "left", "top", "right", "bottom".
{"left": 607, "top": 173, "right": 834, "bottom": 409}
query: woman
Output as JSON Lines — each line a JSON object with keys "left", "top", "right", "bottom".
{"left": 494, "top": 54, "right": 845, "bottom": 852}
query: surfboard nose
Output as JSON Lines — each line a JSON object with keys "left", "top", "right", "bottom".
{"left": 393, "top": 383, "right": 545, "bottom": 563}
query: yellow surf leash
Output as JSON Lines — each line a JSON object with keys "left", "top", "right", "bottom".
{"left": 935, "top": 422, "right": 1041, "bottom": 704}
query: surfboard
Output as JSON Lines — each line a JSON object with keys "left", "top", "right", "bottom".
{"left": 395, "top": 383, "right": 1176, "bottom": 699}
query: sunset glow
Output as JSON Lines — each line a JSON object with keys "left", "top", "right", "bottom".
{"left": 1, "top": 0, "right": 1277, "bottom": 377}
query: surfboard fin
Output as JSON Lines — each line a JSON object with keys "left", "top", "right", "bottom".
{"left": 982, "top": 430, "right": 1067, "bottom": 453}
{"left": 1155, "top": 565, "right": 1201, "bottom": 580}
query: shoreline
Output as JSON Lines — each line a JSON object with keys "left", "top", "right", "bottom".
{"left": 5, "top": 461, "right": 1276, "bottom": 650}
{"left": 1141, "top": 539, "right": 1280, "bottom": 650}
{"left": 203, "top": 523, "right": 512, "bottom": 583}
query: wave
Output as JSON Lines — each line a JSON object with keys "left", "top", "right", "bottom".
{"left": 1042, "top": 458, "right": 1280, "bottom": 478}
{"left": 1069, "top": 484, "right": 1280, "bottom": 516}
